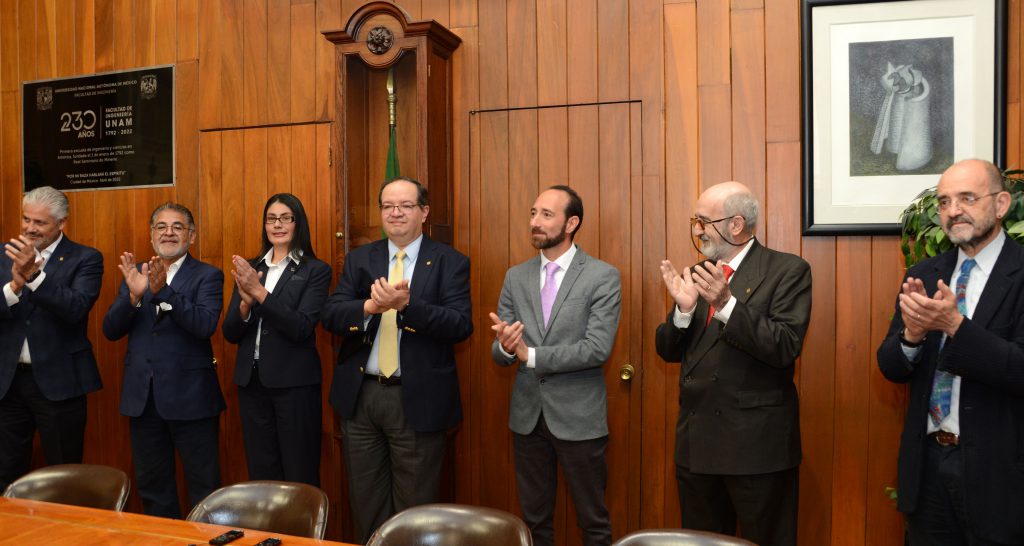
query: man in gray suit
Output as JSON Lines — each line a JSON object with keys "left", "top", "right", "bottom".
{"left": 490, "top": 185, "right": 622, "bottom": 546}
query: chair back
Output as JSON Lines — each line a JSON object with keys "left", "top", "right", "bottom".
{"left": 3, "top": 464, "right": 130, "bottom": 511}
{"left": 186, "top": 480, "right": 329, "bottom": 539}
{"left": 612, "top": 529, "right": 758, "bottom": 546}
{"left": 366, "top": 504, "right": 532, "bottom": 546}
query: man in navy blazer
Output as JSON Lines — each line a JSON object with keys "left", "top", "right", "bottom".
{"left": 103, "top": 203, "right": 225, "bottom": 519}
{"left": 322, "top": 178, "right": 472, "bottom": 543}
{"left": 0, "top": 186, "right": 103, "bottom": 490}
{"left": 878, "top": 159, "right": 1024, "bottom": 545}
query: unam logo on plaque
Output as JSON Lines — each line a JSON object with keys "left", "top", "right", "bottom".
{"left": 367, "top": 26, "right": 394, "bottom": 55}
{"left": 36, "top": 87, "right": 52, "bottom": 110}
{"left": 140, "top": 74, "right": 158, "bottom": 99}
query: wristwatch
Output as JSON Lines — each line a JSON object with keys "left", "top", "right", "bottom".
{"left": 26, "top": 270, "right": 41, "bottom": 283}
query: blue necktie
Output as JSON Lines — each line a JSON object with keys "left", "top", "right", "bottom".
{"left": 928, "top": 258, "right": 975, "bottom": 426}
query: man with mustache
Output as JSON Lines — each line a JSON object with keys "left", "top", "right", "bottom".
{"left": 655, "top": 181, "right": 811, "bottom": 546}
{"left": 878, "top": 158, "right": 1024, "bottom": 545}
{"left": 490, "top": 185, "right": 622, "bottom": 546}
{"left": 103, "top": 203, "right": 225, "bottom": 518}
{"left": 0, "top": 186, "right": 103, "bottom": 491}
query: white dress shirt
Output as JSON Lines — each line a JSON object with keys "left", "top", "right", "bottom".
{"left": 252, "top": 249, "right": 301, "bottom": 359}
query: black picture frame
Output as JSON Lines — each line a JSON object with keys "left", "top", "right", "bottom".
{"left": 801, "top": 0, "right": 1007, "bottom": 235}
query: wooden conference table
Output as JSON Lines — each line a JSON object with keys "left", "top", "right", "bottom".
{"left": 0, "top": 497, "right": 355, "bottom": 545}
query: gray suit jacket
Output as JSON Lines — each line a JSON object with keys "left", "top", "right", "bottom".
{"left": 491, "top": 247, "right": 621, "bottom": 441}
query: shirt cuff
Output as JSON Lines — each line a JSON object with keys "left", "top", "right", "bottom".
{"left": 526, "top": 347, "right": 536, "bottom": 368}
{"left": 672, "top": 305, "right": 695, "bottom": 328}
{"left": 26, "top": 271, "right": 46, "bottom": 291}
{"left": 715, "top": 296, "right": 738, "bottom": 323}
{"left": 901, "top": 343, "right": 923, "bottom": 362}
{"left": 4, "top": 282, "right": 20, "bottom": 307}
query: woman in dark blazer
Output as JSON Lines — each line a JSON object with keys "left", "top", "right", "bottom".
{"left": 222, "top": 193, "right": 332, "bottom": 486}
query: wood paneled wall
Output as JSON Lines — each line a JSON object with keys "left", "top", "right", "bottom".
{"left": 1, "top": 1, "right": 1021, "bottom": 545}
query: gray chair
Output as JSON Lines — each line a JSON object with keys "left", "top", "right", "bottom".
{"left": 2, "top": 463, "right": 131, "bottom": 511}
{"left": 366, "top": 503, "right": 532, "bottom": 546}
{"left": 613, "top": 529, "right": 757, "bottom": 546}
{"left": 185, "top": 480, "right": 329, "bottom": 539}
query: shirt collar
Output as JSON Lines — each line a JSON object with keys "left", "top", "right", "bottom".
{"left": 957, "top": 230, "right": 1005, "bottom": 276}
{"left": 540, "top": 244, "right": 578, "bottom": 272}
{"left": 261, "top": 248, "right": 302, "bottom": 268}
{"left": 725, "top": 237, "right": 755, "bottom": 271}
{"left": 167, "top": 253, "right": 188, "bottom": 275}
{"left": 39, "top": 232, "right": 63, "bottom": 259}
{"left": 389, "top": 234, "right": 423, "bottom": 264}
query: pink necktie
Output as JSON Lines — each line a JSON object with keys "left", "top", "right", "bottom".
{"left": 541, "top": 262, "right": 560, "bottom": 328}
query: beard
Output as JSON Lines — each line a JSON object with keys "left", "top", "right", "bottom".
{"left": 531, "top": 224, "right": 568, "bottom": 250}
{"left": 696, "top": 230, "right": 734, "bottom": 261}
{"left": 945, "top": 212, "right": 998, "bottom": 250}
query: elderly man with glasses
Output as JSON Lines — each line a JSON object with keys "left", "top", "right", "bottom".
{"left": 878, "top": 158, "right": 1024, "bottom": 546}
{"left": 655, "top": 181, "right": 812, "bottom": 546}
{"left": 103, "top": 202, "right": 225, "bottom": 519}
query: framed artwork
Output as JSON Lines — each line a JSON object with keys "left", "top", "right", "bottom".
{"left": 801, "top": 0, "right": 1006, "bottom": 235}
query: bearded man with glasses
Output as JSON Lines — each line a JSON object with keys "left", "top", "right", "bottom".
{"left": 655, "top": 181, "right": 812, "bottom": 546}
{"left": 878, "top": 159, "right": 1024, "bottom": 546}
{"left": 103, "top": 202, "right": 225, "bottom": 518}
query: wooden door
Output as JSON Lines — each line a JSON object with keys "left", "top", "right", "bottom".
{"left": 196, "top": 123, "right": 346, "bottom": 537}
{"left": 469, "top": 102, "right": 643, "bottom": 544}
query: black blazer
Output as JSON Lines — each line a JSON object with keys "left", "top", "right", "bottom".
{"left": 877, "top": 237, "right": 1024, "bottom": 544}
{"left": 321, "top": 236, "right": 473, "bottom": 433}
{"left": 655, "top": 240, "right": 812, "bottom": 475}
{"left": 0, "top": 235, "right": 103, "bottom": 401}
{"left": 103, "top": 254, "right": 226, "bottom": 421}
{"left": 223, "top": 256, "right": 332, "bottom": 388}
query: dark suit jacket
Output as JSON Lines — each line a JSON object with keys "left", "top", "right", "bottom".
{"left": 102, "top": 253, "right": 226, "bottom": 421}
{"left": 0, "top": 235, "right": 103, "bottom": 401}
{"left": 655, "top": 240, "right": 811, "bottom": 475}
{"left": 321, "top": 236, "right": 472, "bottom": 433}
{"left": 222, "top": 256, "right": 332, "bottom": 388}
{"left": 877, "top": 236, "right": 1024, "bottom": 544}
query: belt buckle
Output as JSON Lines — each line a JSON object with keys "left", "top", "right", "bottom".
{"left": 933, "top": 431, "right": 959, "bottom": 447}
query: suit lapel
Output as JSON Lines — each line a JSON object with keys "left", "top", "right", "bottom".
{"left": 269, "top": 259, "right": 298, "bottom": 295}
{"left": 170, "top": 253, "right": 196, "bottom": 289}
{"left": 518, "top": 256, "right": 544, "bottom": 338}
{"left": 409, "top": 236, "right": 436, "bottom": 302}
{"left": 971, "top": 240, "right": 1023, "bottom": 328}
{"left": 370, "top": 240, "right": 389, "bottom": 281}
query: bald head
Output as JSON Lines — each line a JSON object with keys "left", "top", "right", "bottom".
{"left": 697, "top": 181, "right": 759, "bottom": 234}
{"left": 940, "top": 159, "right": 1004, "bottom": 194}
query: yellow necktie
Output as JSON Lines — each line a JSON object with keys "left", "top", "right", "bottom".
{"left": 378, "top": 250, "right": 405, "bottom": 378}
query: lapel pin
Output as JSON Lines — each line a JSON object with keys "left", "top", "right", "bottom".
{"left": 289, "top": 266, "right": 296, "bottom": 272}
{"left": 426, "top": 260, "right": 432, "bottom": 266}
{"left": 745, "top": 287, "right": 751, "bottom": 294}
{"left": 59, "top": 256, "right": 64, "bottom": 262}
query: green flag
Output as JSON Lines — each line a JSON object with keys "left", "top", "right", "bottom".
{"left": 385, "top": 124, "right": 400, "bottom": 179}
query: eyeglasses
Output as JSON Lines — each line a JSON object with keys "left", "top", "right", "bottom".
{"left": 265, "top": 215, "right": 296, "bottom": 225}
{"left": 151, "top": 222, "right": 190, "bottom": 234}
{"left": 689, "top": 216, "right": 736, "bottom": 231}
{"left": 937, "top": 192, "right": 1001, "bottom": 211}
{"left": 379, "top": 203, "right": 421, "bottom": 215}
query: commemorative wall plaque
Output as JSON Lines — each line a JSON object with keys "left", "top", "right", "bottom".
{"left": 22, "top": 65, "right": 174, "bottom": 191}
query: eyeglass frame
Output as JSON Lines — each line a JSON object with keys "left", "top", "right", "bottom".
{"left": 379, "top": 203, "right": 424, "bottom": 215}
{"left": 150, "top": 222, "right": 193, "bottom": 234}
{"left": 264, "top": 215, "right": 296, "bottom": 225}
{"left": 936, "top": 191, "right": 1004, "bottom": 212}
{"left": 689, "top": 215, "right": 738, "bottom": 232}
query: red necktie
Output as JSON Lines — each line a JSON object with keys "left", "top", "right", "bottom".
{"left": 705, "top": 264, "right": 735, "bottom": 326}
